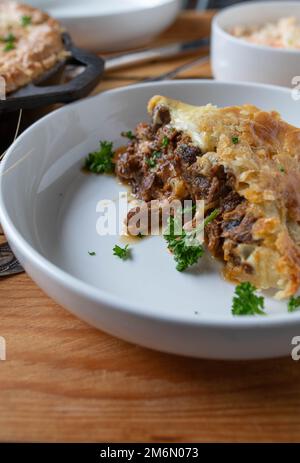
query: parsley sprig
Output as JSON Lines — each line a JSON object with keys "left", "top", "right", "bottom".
{"left": 232, "top": 282, "right": 265, "bottom": 316}
{"left": 164, "top": 215, "right": 204, "bottom": 272}
{"left": 121, "top": 130, "right": 135, "bottom": 140}
{"left": 21, "top": 15, "right": 32, "bottom": 27}
{"left": 113, "top": 244, "right": 131, "bottom": 261}
{"left": 164, "top": 208, "right": 219, "bottom": 272}
{"left": 1, "top": 33, "right": 16, "bottom": 52}
{"left": 146, "top": 151, "right": 161, "bottom": 169}
{"left": 85, "top": 141, "right": 115, "bottom": 174}
{"left": 288, "top": 296, "right": 300, "bottom": 312}
{"left": 162, "top": 136, "right": 169, "bottom": 148}
{"left": 231, "top": 286, "right": 300, "bottom": 316}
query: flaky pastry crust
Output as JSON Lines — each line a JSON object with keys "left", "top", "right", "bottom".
{"left": 0, "top": 1, "right": 66, "bottom": 94}
{"left": 148, "top": 96, "right": 300, "bottom": 298}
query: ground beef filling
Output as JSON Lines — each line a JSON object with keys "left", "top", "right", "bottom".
{"left": 115, "top": 109, "right": 258, "bottom": 271}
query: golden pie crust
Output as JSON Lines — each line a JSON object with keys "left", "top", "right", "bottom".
{"left": 148, "top": 96, "right": 300, "bottom": 298}
{"left": 0, "top": 1, "right": 67, "bottom": 94}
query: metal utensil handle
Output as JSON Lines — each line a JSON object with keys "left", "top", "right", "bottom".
{"left": 141, "top": 55, "right": 210, "bottom": 82}
{"left": 105, "top": 37, "right": 210, "bottom": 70}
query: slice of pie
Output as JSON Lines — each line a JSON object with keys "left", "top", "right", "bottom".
{"left": 116, "top": 95, "right": 300, "bottom": 298}
{"left": 0, "top": 1, "right": 66, "bottom": 94}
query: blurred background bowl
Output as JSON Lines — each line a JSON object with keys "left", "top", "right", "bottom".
{"left": 26, "top": 0, "right": 182, "bottom": 52}
{"left": 212, "top": 1, "right": 300, "bottom": 87}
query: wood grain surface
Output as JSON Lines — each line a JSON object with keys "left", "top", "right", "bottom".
{"left": 1, "top": 11, "right": 300, "bottom": 444}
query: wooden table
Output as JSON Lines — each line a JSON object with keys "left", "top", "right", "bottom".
{"left": 1, "top": 11, "right": 300, "bottom": 443}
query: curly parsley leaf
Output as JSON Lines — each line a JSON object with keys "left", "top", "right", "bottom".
{"left": 113, "top": 244, "right": 131, "bottom": 261}
{"left": 162, "top": 136, "right": 169, "bottom": 148}
{"left": 146, "top": 157, "right": 157, "bottom": 168}
{"left": 2, "top": 33, "right": 16, "bottom": 42}
{"left": 164, "top": 208, "right": 219, "bottom": 272}
{"left": 2, "top": 33, "right": 16, "bottom": 52}
{"left": 164, "top": 215, "right": 204, "bottom": 272}
{"left": 146, "top": 151, "right": 161, "bottom": 169}
{"left": 4, "top": 41, "right": 15, "bottom": 51}
{"left": 85, "top": 141, "right": 115, "bottom": 174}
{"left": 232, "top": 136, "right": 239, "bottom": 144}
{"left": 21, "top": 15, "right": 32, "bottom": 27}
{"left": 288, "top": 296, "right": 300, "bottom": 312}
{"left": 232, "top": 282, "right": 265, "bottom": 316}
{"left": 121, "top": 130, "right": 135, "bottom": 140}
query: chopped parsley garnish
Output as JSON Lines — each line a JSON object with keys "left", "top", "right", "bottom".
{"left": 288, "top": 296, "right": 300, "bottom": 312}
{"left": 146, "top": 151, "right": 161, "bottom": 169}
{"left": 203, "top": 208, "right": 220, "bottom": 225}
{"left": 164, "top": 215, "right": 204, "bottom": 272}
{"left": 2, "top": 33, "right": 16, "bottom": 42}
{"left": 162, "top": 136, "right": 169, "bottom": 148}
{"left": 231, "top": 282, "right": 265, "bottom": 316}
{"left": 164, "top": 208, "right": 219, "bottom": 272}
{"left": 121, "top": 130, "right": 135, "bottom": 140}
{"left": 232, "top": 136, "right": 239, "bottom": 144}
{"left": 113, "top": 244, "right": 131, "bottom": 260}
{"left": 2, "top": 33, "right": 16, "bottom": 52}
{"left": 85, "top": 141, "right": 115, "bottom": 174}
{"left": 146, "top": 157, "right": 156, "bottom": 168}
{"left": 21, "top": 15, "right": 32, "bottom": 27}
{"left": 4, "top": 41, "right": 15, "bottom": 52}
{"left": 279, "top": 165, "right": 285, "bottom": 173}
{"left": 88, "top": 251, "right": 96, "bottom": 256}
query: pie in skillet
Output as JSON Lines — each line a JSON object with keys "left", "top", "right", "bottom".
{"left": 0, "top": 1, "right": 66, "bottom": 94}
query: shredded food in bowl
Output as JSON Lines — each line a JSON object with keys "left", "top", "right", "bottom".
{"left": 230, "top": 17, "right": 300, "bottom": 49}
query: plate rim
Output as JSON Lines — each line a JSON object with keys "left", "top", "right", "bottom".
{"left": 1, "top": 79, "right": 300, "bottom": 329}
{"left": 50, "top": 0, "right": 179, "bottom": 20}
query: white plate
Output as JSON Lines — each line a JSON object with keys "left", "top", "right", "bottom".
{"left": 26, "top": 0, "right": 181, "bottom": 51}
{"left": 1, "top": 80, "right": 300, "bottom": 360}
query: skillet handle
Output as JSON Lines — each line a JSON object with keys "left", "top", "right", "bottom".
{"left": 3, "top": 33, "right": 105, "bottom": 111}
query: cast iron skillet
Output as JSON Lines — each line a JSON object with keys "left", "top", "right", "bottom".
{"left": 0, "top": 33, "right": 105, "bottom": 151}
{"left": 1, "top": 32, "right": 105, "bottom": 111}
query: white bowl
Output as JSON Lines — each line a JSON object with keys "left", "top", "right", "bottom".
{"left": 1, "top": 80, "right": 300, "bottom": 360}
{"left": 26, "top": 0, "right": 181, "bottom": 51}
{"left": 212, "top": 1, "right": 300, "bottom": 87}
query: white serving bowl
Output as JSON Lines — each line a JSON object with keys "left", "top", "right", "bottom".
{"left": 212, "top": 1, "right": 300, "bottom": 87}
{"left": 26, "top": 0, "right": 181, "bottom": 51}
{"left": 1, "top": 80, "right": 300, "bottom": 360}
